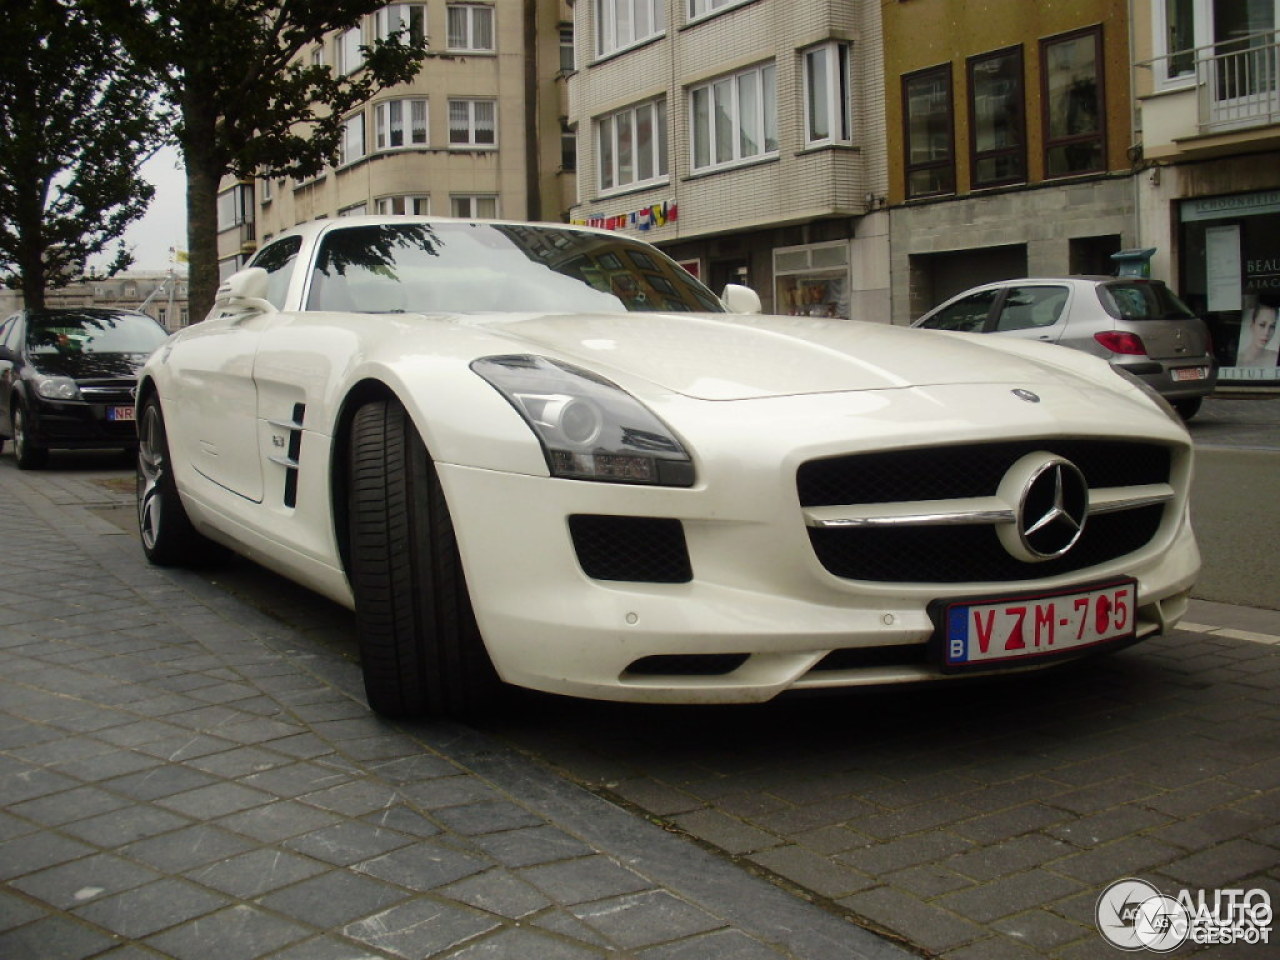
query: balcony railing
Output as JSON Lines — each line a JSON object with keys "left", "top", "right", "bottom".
{"left": 1199, "top": 30, "right": 1280, "bottom": 132}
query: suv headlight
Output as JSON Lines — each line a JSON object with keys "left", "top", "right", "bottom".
{"left": 472, "top": 355, "right": 695, "bottom": 486}
{"left": 35, "top": 376, "right": 81, "bottom": 401}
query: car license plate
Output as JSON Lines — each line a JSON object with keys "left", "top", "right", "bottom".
{"left": 1172, "top": 367, "right": 1207, "bottom": 382}
{"left": 107, "top": 405, "right": 136, "bottom": 422}
{"left": 933, "top": 579, "right": 1137, "bottom": 671}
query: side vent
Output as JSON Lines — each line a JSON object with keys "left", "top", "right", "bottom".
{"left": 268, "top": 403, "right": 306, "bottom": 508}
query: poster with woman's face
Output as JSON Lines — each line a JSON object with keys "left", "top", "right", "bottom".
{"left": 1236, "top": 295, "right": 1280, "bottom": 369}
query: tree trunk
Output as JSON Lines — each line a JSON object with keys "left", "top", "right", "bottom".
{"left": 181, "top": 91, "right": 223, "bottom": 322}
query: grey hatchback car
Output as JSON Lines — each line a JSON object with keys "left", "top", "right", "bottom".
{"left": 913, "top": 277, "right": 1217, "bottom": 419}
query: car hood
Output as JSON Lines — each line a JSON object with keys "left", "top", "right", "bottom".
{"left": 29, "top": 352, "right": 151, "bottom": 380}
{"left": 486, "top": 312, "right": 1098, "bottom": 400}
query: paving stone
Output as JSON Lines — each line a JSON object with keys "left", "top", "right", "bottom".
{"left": 991, "top": 908, "right": 1093, "bottom": 953}
{"left": 342, "top": 898, "right": 499, "bottom": 958}
{"left": 258, "top": 870, "right": 410, "bottom": 927}
{"left": 432, "top": 800, "right": 547, "bottom": 836}
{"left": 571, "top": 889, "right": 723, "bottom": 949}
{"left": 470, "top": 825, "right": 595, "bottom": 869}
{"left": 936, "top": 869, "right": 1085, "bottom": 924}
{"left": 1052, "top": 836, "right": 1186, "bottom": 884}
{"left": 446, "top": 925, "right": 605, "bottom": 959}
{"left": 635, "top": 928, "right": 790, "bottom": 959}
{"left": 438, "top": 868, "right": 552, "bottom": 919}
{"left": 185, "top": 848, "right": 330, "bottom": 899}
{"left": 354, "top": 839, "right": 491, "bottom": 891}
{"left": 215, "top": 798, "right": 342, "bottom": 842}
{"left": 0, "top": 913, "right": 120, "bottom": 960}
{"left": 748, "top": 844, "right": 876, "bottom": 899}
{"left": 1161, "top": 838, "right": 1280, "bottom": 889}
{"left": 837, "top": 832, "right": 975, "bottom": 876}
{"left": 942, "top": 834, "right": 1073, "bottom": 881}
{"left": 144, "top": 904, "right": 312, "bottom": 960}
{"left": 10, "top": 853, "right": 160, "bottom": 911}
{"left": 8, "top": 785, "right": 132, "bottom": 826}
{"left": 520, "top": 855, "right": 654, "bottom": 906}
{"left": 839, "top": 885, "right": 986, "bottom": 955}
{"left": 0, "top": 830, "right": 98, "bottom": 881}
{"left": 283, "top": 820, "right": 415, "bottom": 866}
{"left": 154, "top": 782, "right": 275, "bottom": 819}
{"left": 57, "top": 803, "right": 192, "bottom": 848}
{"left": 671, "top": 808, "right": 781, "bottom": 855}
{"left": 73, "top": 877, "right": 231, "bottom": 939}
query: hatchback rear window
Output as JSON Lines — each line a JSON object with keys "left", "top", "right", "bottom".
{"left": 1099, "top": 282, "right": 1197, "bottom": 322}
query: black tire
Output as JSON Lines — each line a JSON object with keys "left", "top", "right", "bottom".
{"left": 1173, "top": 397, "right": 1202, "bottom": 420}
{"left": 13, "top": 404, "right": 48, "bottom": 470}
{"left": 136, "top": 396, "right": 219, "bottom": 565}
{"left": 347, "top": 399, "right": 500, "bottom": 718}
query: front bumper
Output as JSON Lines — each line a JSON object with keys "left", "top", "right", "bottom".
{"left": 437, "top": 385, "right": 1200, "bottom": 704}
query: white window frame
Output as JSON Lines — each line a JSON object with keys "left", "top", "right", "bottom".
{"left": 376, "top": 195, "right": 431, "bottom": 215}
{"left": 375, "top": 3, "right": 426, "bottom": 45}
{"left": 451, "top": 194, "right": 499, "bottom": 218}
{"left": 338, "top": 203, "right": 368, "bottom": 217}
{"left": 448, "top": 98, "right": 497, "bottom": 148}
{"left": 336, "top": 25, "right": 364, "bottom": 75}
{"left": 597, "top": 99, "right": 668, "bottom": 194}
{"left": 688, "top": 0, "right": 753, "bottom": 23}
{"left": 803, "top": 41, "right": 853, "bottom": 146}
{"left": 689, "top": 62, "right": 778, "bottom": 172}
{"left": 339, "top": 113, "right": 366, "bottom": 166}
{"left": 375, "top": 98, "right": 429, "bottom": 150}
{"left": 447, "top": 4, "right": 495, "bottom": 52}
{"left": 596, "top": 0, "right": 664, "bottom": 59}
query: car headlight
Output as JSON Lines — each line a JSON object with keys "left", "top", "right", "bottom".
{"left": 1113, "top": 367, "right": 1181, "bottom": 425}
{"left": 472, "top": 355, "right": 694, "bottom": 486}
{"left": 34, "top": 376, "right": 81, "bottom": 401}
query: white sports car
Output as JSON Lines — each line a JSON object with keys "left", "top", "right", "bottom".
{"left": 136, "top": 217, "right": 1199, "bottom": 717}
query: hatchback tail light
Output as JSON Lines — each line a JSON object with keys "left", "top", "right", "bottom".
{"left": 1094, "top": 331, "right": 1147, "bottom": 355}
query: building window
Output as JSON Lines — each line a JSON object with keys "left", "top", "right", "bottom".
{"left": 562, "top": 120, "right": 577, "bottom": 170}
{"left": 690, "top": 62, "right": 777, "bottom": 171}
{"left": 336, "top": 25, "right": 364, "bottom": 75}
{"left": 339, "top": 113, "right": 366, "bottom": 165}
{"left": 217, "top": 183, "right": 254, "bottom": 231}
{"left": 376, "top": 195, "right": 431, "bottom": 215}
{"left": 446, "top": 4, "right": 494, "bottom": 51}
{"left": 598, "top": 99, "right": 667, "bottom": 193}
{"left": 689, "top": 0, "right": 749, "bottom": 20}
{"left": 1041, "top": 27, "right": 1105, "bottom": 178}
{"left": 560, "top": 23, "right": 575, "bottom": 72}
{"left": 310, "top": 46, "right": 324, "bottom": 69}
{"left": 448, "top": 99, "right": 496, "bottom": 147}
{"left": 375, "top": 4, "right": 426, "bottom": 45}
{"left": 596, "top": 0, "right": 664, "bottom": 58}
{"left": 902, "top": 64, "right": 954, "bottom": 198}
{"left": 774, "top": 241, "right": 851, "bottom": 319}
{"left": 968, "top": 46, "right": 1025, "bottom": 187}
{"left": 452, "top": 195, "right": 498, "bottom": 218}
{"left": 803, "top": 42, "right": 852, "bottom": 146}
{"left": 375, "top": 98, "right": 428, "bottom": 149}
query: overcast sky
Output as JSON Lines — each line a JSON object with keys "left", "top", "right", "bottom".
{"left": 93, "top": 145, "right": 188, "bottom": 274}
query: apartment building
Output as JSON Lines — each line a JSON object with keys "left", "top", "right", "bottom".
{"left": 0, "top": 273, "right": 189, "bottom": 332}
{"left": 884, "top": 0, "right": 1138, "bottom": 325}
{"left": 566, "top": 0, "right": 889, "bottom": 321}
{"left": 218, "top": 0, "right": 576, "bottom": 279}
{"left": 1131, "top": 0, "right": 1279, "bottom": 385}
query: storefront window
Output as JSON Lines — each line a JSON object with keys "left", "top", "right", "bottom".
{"left": 774, "top": 241, "right": 850, "bottom": 319}
{"left": 1178, "top": 190, "right": 1280, "bottom": 383}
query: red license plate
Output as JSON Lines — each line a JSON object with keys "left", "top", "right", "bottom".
{"left": 107, "top": 405, "right": 135, "bottom": 422}
{"left": 1172, "top": 367, "right": 1207, "bottom": 382}
{"left": 934, "top": 579, "right": 1137, "bottom": 671}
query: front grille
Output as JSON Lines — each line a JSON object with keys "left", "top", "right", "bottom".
{"left": 569, "top": 515, "right": 692, "bottom": 583}
{"left": 78, "top": 380, "right": 137, "bottom": 405}
{"left": 798, "top": 440, "right": 1170, "bottom": 507}
{"left": 799, "top": 440, "right": 1173, "bottom": 584}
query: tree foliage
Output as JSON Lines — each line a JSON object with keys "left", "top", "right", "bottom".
{"left": 0, "top": 0, "right": 162, "bottom": 308}
{"left": 89, "top": 0, "right": 428, "bottom": 318}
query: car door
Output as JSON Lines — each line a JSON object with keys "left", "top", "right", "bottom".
{"left": 164, "top": 237, "right": 305, "bottom": 502}
{"left": 988, "top": 284, "right": 1071, "bottom": 346}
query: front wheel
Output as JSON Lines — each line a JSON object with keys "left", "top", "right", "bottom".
{"left": 13, "top": 405, "right": 48, "bottom": 470}
{"left": 347, "top": 399, "right": 501, "bottom": 718}
{"left": 137, "top": 396, "right": 220, "bottom": 565}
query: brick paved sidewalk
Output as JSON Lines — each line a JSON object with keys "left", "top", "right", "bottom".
{"left": 0, "top": 459, "right": 911, "bottom": 960}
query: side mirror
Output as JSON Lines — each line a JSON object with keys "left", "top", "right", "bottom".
{"left": 0, "top": 346, "right": 13, "bottom": 363}
{"left": 721, "top": 283, "right": 762, "bottom": 315}
{"left": 213, "top": 267, "right": 275, "bottom": 315}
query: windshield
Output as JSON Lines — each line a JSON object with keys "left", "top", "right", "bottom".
{"left": 1098, "top": 281, "right": 1198, "bottom": 322}
{"left": 27, "top": 311, "right": 168, "bottom": 355}
{"left": 305, "top": 222, "right": 725, "bottom": 314}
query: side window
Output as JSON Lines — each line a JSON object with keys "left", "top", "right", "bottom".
{"left": 920, "top": 290, "right": 999, "bottom": 332}
{"left": 3, "top": 317, "right": 23, "bottom": 352}
{"left": 994, "top": 286, "right": 1068, "bottom": 331}
{"left": 250, "top": 236, "right": 303, "bottom": 309}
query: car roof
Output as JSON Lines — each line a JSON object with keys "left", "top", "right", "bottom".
{"left": 270, "top": 215, "right": 622, "bottom": 247}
